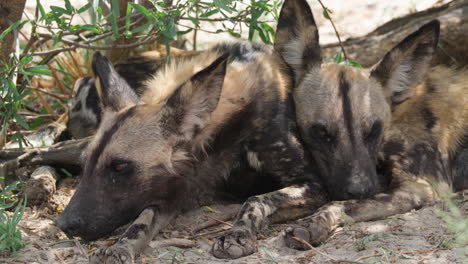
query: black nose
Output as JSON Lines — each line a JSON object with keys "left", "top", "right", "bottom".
{"left": 345, "top": 183, "right": 372, "bottom": 199}
{"left": 56, "top": 214, "right": 84, "bottom": 237}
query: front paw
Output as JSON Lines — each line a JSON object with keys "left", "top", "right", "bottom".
{"left": 89, "top": 244, "right": 134, "bottom": 264}
{"left": 283, "top": 224, "right": 328, "bottom": 250}
{"left": 212, "top": 228, "right": 257, "bottom": 259}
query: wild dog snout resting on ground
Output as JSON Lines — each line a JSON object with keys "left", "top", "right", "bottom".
{"left": 275, "top": 0, "right": 468, "bottom": 249}
{"left": 57, "top": 42, "right": 330, "bottom": 263}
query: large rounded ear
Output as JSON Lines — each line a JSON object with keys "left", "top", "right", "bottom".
{"left": 274, "top": 0, "right": 321, "bottom": 83}
{"left": 371, "top": 20, "right": 440, "bottom": 106}
{"left": 166, "top": 53, "right": 229, "bottom": 139}
{"left": 92, "top": 52, "right": 140, "bottom": 112}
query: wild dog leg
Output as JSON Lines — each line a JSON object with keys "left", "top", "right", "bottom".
{"left": 89, "top": 208, "right": 173, "bottom": 264}
{"left": 284, "top": 179, "right": 439, "bottom": 249}
{"left": 212, "top": 183, "right": 326, "bottom": 259}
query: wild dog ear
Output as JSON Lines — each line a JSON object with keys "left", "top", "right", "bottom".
{"left": 166, "top": 53, "right": 228, "bottom": 139}
{"left": 371, "top": 20, "right": 439, "bottom": 106}
{"left": 91, "top": 52, "right": 140, "bottom": 112}
{"left": 274, "top": 0, "right": 321, "bottom": 83}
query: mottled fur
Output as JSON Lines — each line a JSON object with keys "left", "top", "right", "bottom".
{"left": 58, "top": 41, "right": 328, "bottom": 263}
{"left": 67, "top": 46, "right": 199, "bottom": 139}
{"left": 275, "top": 0, "right": 467, "bottom": 249}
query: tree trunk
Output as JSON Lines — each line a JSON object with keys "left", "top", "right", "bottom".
{"left": 0, "top": 0, "right": 26, "bottom": 63}
{"left": 0, "top": 0, "right": 27, "bottom": 149}
{"left": 321, "top": 0, "right": 468, "bottom": 68}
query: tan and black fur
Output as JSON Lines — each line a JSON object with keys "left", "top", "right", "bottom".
{"left": 275, "top": 0, "right": 468, "bottom": 249}
{"left": 57, "top": 42, "right": 329, "bottom": 262}
{"left": 67, "top": 46, "right": 200, "bottom": 139}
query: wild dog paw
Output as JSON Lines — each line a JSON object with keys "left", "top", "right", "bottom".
{"left": 89, "top": 244, "right": 134, "bottom": 264}
{"left": 212, "top": 228, "right": 257, "bottom": 259}
{"left": 283, "top": 224, "right": 328, "bottom": 250}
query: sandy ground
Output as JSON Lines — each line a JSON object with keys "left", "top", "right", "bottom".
{"left": 0, "top": 177, "right": 467, "bottom": 264}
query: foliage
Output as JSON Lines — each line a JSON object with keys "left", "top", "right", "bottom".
{"left": 0, "top": 0, "right": 284, "bottom": 148}
{"left": 316, "top": 0, "right": 362, "bottom": 68}
{"left": 0, "top": 180, "right": 27, "bottom": 254}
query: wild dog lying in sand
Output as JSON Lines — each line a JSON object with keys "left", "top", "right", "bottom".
{"left": 57, "top": 41, "right": 330, "bottom": 263}
{"left": 274, "top": 0, "right": 468, "bottom": 249}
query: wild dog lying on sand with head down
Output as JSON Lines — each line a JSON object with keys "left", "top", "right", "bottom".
{"left": 57, "top": 41, "right": 330, "bottom": 263}
{"left": 274, "top": 0, "right": 468, "bottom": 249}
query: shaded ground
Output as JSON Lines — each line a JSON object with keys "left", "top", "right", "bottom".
{"left": 1, "top": 177, "right": 466, "bottom": 264}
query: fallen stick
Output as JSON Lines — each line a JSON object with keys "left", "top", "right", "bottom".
{"left": 149, "top": 238, "right": 196, "bottom": 249}
{"left": 0, "top": 137, "right": 91, "bottom": 185}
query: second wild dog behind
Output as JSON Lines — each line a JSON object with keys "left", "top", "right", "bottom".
{"left": 57, "top": 41, "right": 329, "bottom": 263}
{"left": 274, "top": 0, "right": 468, "bottom": 249}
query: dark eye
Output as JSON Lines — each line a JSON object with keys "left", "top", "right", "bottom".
{"left": 365, "top": 121, "right": 383, "bottom": 142}
{"left": 110, "top": 160, "right": 131, "bottom": 173}
{"left": 311, "top": 124, "right": 334, "bottom": 143}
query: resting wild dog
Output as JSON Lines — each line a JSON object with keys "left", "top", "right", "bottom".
{"left": 274, "top": 0, "right": 468, "bottom": 249}
{"left": 57, "top": 41, "right": 329, "bottom": 262}
{"left": 67, "top": 47, "right": 199, "bottom": 139}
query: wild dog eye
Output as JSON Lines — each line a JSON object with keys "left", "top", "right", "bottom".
{"left": 110, "top": 160, "right": 131, "bottom": 173}
{"left": 365, "top": 120, "right": 383, "bottom": 142}
{"left": 310, "top": 124, "right": 333, "bottom": 143}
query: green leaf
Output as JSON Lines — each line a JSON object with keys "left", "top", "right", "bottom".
{"left": 123, "top": 30, "right": 132, "bottom": 38}
{"left": 20, "top": 55, "right": 33, "bottom": 66}
{"left": 227, "top": 29, "right": 241, "bottom": 38}
{"left": 14, "top": 115, "right": 29, "bottom": 129}
{"left": 24, "top": 65, "right": 51, "bottom": 76}
{"left": 77, "top": 3, "right": 92, "bottom": 14}
{"left": 322, "top": 7, "right": 333, "bottom": 20}
{"left": 110, "top": 0, "right": 120, "bottom": 37}
{"left": 334, "top": 51, "right": 343, "bottom": 63}
{"left": 0, "top": 20, "right": 27, "bottom": 41}
{"left": 344, "top": 59, "right": 363, "bottom": 69}
{"left": 130, "top": 22, "right": 152, "bottom": 34}
{"left": 125, "top": 4, "right": 132, "bottom": 31}
{"left": 36, "top": 0, "right": 47, "bottom": 19}
{"left": 50, "top": 6, "right": 68, "bottom": 16}
{"left": 200, "top": 9, "right": 219, "bottom": 18}
{"left": 91, "top": 0, "right": 100, "bottom": 24}
{"left": 64, "top": 0, "right": 74, "bottom": 14}
{"left": 187, "top": 16, "right": 200, "bottom": 27}
{"left": 129, "top": 3, "right": 155, "bottom": 21}
{"left": 213, "top": 0, "right": 234, "bottom": 13}
{"left": 177, "top": 28, "right": 193, "bottom": 35}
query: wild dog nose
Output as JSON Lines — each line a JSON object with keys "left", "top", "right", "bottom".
{"left": 345, "top": 183, "right": 371, "bottom": 199}
{"left": 56, "top": 214, "right": 84, "bottom": 237}
{"left": 345, "top": 175, "right": 375, "bottom": 199}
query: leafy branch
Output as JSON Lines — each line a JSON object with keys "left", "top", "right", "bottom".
{"left": 316, "top": 0, "right": 362, "bottom": 68}
{"left": 0, "top": 0, "right": 283, "bottom": 149}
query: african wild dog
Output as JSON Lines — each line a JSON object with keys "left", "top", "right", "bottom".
{"left": 57, "top": 41, "right": 329, "bottom": 263}
{"left": 67, "top": 47, "right": 199, "bottom": 139}
{"left": 274, "top": 0, "right": 468, "bottom": 249}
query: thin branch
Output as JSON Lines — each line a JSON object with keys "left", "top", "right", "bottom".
{"left": 29, "top": 35, "right": 161, "bottom": 56}
{"left": 316, "top": 0, "right": 348, "bottom": 60}
{"left": 179, "top": 16, "right": 274, "bottom": 23}
{"left": 290, "top": 236, "right": 365, "bottom": 264}
{"left": 177, "top": 23, "right": 219, "bottom": 34}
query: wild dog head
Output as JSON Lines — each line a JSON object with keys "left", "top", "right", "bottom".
{"left": 57, "top": 52, "right": 228, "bottom": 240}
{"left": 275, "top": 0, "right": 439, "bottom": 200}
